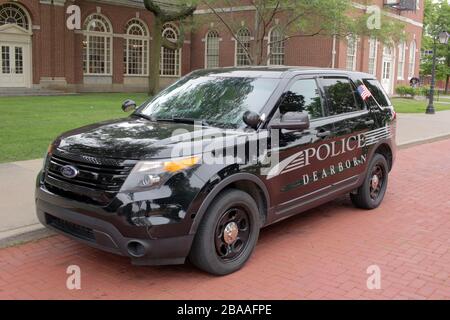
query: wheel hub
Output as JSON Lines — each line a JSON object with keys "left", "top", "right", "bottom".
{"left": 223, "top": 222, "right": 239, "bottom": 244}
{"left": 371, "top": 174, "right": 380, "bottom": 190}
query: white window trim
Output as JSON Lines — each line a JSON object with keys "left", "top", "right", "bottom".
{"left": 346, "top": 36, "right": 358, "bottom": 71}
{"left": 160, "top": 23, "right": 182, "bottom": 77}
{"left": 0, "top": 2, "right": 32, "bottom": 32}
{"left": 397, "top": 41, "right": 406, "bottom": 80}
{"left": 82, "top": 14, "right": 113, "bottom": 76}
{"left": 204, "top": 30, "right": 220, "bottom": 69}
{"left": 267, "top": 27, "right": 285, "bottom": 66}
{"left": 124, "top": 18, "right": 149, "bottom": 76}
{"left": 368, "top": 37, "right": 378, "bottom": 76}
{"left": 234, "top": 28, "right": 252, "bottom": 67}
{"left": 408, "top": 40, "right": 416, "bottom": 79}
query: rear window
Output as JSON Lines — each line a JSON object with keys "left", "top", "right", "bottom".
{"left": 321, "top": 77, "right": 363, "bottom": 115}
{"left": 363, "top": 79, "right": 391, "bottom": 107}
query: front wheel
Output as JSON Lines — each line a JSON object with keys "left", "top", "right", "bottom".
{"left": 189, "top": 189, "right": 260, "bottom": 275}
{"left": 351, "top": 153, "right": 389, "bottom": 209}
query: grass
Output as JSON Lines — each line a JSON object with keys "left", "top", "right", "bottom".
{"left": 436, "top": 96, "right": 450, "bottom": 102}
{"left": 391, "top": 98, "right": 450, "bottom": 113}
{"left": 1, "top": 93, "right": 450, "bottom": 163}
{"left": 0, "top": 93, "right": 149, "bottom": 163}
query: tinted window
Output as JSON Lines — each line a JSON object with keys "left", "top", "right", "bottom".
{"left": 279, "top": 79, "right": 323, "bottom": 119}
{"left": 363, "top": 79, "right": 391, "bottom": 107}
{"left": 321, "top": 78, "right": 361, "bottom": 115}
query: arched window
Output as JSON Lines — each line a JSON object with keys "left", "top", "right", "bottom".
{"left": 368, "top": 37, "right": 378, "bottom": 76}
{"left": 160, "top": 23, "right": 181, "bottom": 76}
{"left": 397, "top": 41, "right": 406, "bottom": 80}
{"left": 0, "top": 3, "right": 30, "bottom": 30}
{"left": 408, "top": 40, "right": 416, "bottom": 78}
{"left": 235, "top": 28, "right": 251, "bottom": 66}
{"left": 124, "top": 19, "right": 149, "bottom": 75}
{"left": 346, "top": 36, "right": 357, "bottom": 71}
{"left": 268, "top": 27, "right": 285, "bottom": 66}
{"left": 82, "top": 14, "right": 113, "bottom": 75}
{"left": 205, "top": 30, "right": 220, "bottom": 68}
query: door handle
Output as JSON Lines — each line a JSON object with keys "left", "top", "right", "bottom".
{"left": 316, "top": 130, "right": 331, "bottom": 138}
{"left": 364, "top": 119, "right": 375, "bottom": 126}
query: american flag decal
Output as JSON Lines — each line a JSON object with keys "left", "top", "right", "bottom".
{"left": 357, "top": 85, "right": 372, "bottom": 100}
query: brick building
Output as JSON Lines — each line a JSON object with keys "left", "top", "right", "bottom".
{"left": 0, "top": 0, "right": 424, "bottom": 94}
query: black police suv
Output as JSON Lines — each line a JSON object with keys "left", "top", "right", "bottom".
{"left": 36, "top": 67, "right": 396, "bottom": 275}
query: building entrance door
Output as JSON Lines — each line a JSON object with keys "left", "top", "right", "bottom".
{"left": 0, "top": 42, "right": 29, "bottom": 87}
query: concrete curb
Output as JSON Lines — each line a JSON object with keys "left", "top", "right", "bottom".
{"left": 397, "top": 133, "right": 450, "bottom": 150}
{"left": 1, "top": 134, "right": 449, "bottom": 248}
{"left": 0, "top": 225, "right": 55, "bottom": 249}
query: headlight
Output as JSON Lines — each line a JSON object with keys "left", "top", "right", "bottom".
{"left": 42, "top": 142, "right": 56, "bottom": 170}
{"left": 120, "top": 155, "right": 200, "bottom": 192}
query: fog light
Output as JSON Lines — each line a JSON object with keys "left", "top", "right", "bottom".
{"left": 127, "top": 241, "right": 146, "bottom": 257}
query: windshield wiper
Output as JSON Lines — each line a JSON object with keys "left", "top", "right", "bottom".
{"left": 156, "top": 117, "right": 211, "bottom": 127}
{"left": 132, "top": 113, "right": 155, "bottom": 122}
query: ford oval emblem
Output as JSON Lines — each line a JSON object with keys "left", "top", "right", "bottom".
{"left": 61, "top": 165, "right": 79, "bottom": 179}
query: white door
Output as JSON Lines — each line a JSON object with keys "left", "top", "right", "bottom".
{"left": 0, "top": 42, "right": 28, "bottom": 87}
{"left": 381, "top": 46, "right": 394, "bottom": 94}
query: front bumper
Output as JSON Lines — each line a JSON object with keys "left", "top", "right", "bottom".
{"left": 35, "top": 175, "right": 194, "bottom": 266}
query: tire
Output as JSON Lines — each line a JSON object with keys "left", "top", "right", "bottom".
{"left": 189, "top": 189, "right": 260, "bottom": 275}
{"left": 351, "top": 153, "right": 389, "bottom": 210}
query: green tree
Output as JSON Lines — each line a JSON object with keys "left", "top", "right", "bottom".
{"left": 198, "top": 0, "right": 405, "bottom": 66}
{"left": 143, "top": 0, "right": 197, "bottom": 96}
{"left": 420, "top": 0, "right": 450, "bottom": 93}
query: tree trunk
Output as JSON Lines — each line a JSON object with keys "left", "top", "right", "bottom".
{"left": 445, "top": 74, "right": 449, "bottom": 94}
{"left": 149, "top": 17, "right": 163, "bottom": 96}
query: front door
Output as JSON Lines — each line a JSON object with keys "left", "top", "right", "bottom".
{"left": 265, "top": 76, "right": 335, "bottom": 217}
{"left": 0, "top": 43, "right": 27, "bottom": 87}
{"left": 381, "top": 46, "right": 394, "bottom": 94}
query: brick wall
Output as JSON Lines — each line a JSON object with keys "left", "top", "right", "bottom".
{"left": 0, "top": 0, "right": 425, "bottom": 93}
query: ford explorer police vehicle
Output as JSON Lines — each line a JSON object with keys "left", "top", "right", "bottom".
{"left": 36, "top": 67, "right": 396, "bottom": 275}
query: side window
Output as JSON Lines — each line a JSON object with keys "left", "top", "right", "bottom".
{"left": 279, "top": 78, "right": 323, "bottom": 120}
{"left": 363, "top": 79, "right": 391, "bottom": 107}
{"left": 321, "top": 77, "right": 362, "bottom": 115}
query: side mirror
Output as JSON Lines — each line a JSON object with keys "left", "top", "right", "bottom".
{"left": 243, "top": 111, "right": 262, "bottom": 129}
{"left": 269, "top": 112, "right": 310, "bottom": 131}
{"left": 122, "top": 99, "right": 137, "bottom": 112}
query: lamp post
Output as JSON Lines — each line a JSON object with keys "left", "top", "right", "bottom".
{"left": 426, "top": 31, "right": 449, "bottom": 114}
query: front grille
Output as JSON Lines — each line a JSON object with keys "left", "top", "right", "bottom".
{"left": 45, "top": 213, "right": 95, "bottom": 242}
{"left": 44, "top": 149, "right": 136, "bottom": 205}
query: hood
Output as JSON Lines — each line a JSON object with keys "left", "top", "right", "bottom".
{"left": 55, "top": 116, "right": 251, "bottom": 160}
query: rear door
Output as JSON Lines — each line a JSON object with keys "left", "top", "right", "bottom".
{"left": 317, "top": 76, "right": 373, "bottom": 186}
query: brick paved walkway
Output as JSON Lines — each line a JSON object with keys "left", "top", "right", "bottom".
{"left": 0, "top": 140, "right": 449, "bottom": 300}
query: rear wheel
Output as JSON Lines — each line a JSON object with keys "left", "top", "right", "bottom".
{"left": 189, "top": 189, "right": 260, "bottom": 275}
{"left": 351, "top": 153, "right": 389, "bottom": 209}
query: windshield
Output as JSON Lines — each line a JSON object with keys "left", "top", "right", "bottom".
{"left": 137, "top": 75, "right": 280, "bottom": 129}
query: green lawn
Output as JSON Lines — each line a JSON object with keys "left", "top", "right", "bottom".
{"left": 0, "top": 93, "right": 149, "bottom": 163}
{"left": 1, "top": 93, "right": 450, "bottom": 163}
{"left": 391, "top": 98, "right": 450, "bottom": 113}
{"left": 436, "top": 96, "right": 450, "bottom": 102}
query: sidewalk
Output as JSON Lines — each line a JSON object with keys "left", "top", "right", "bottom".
{"left": 1, "top": 111, "right": 450, "bottom": 243}
{"left": 396, "top": 110, "right": 450, "bottom": 147}
{"left": 0, "top": 159, "right": 50, "bottom": 243}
